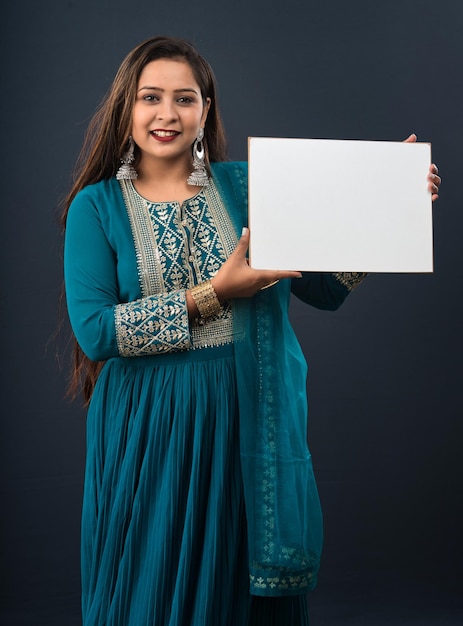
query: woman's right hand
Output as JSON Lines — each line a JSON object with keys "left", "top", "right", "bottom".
{"left": 211, "top": 227, "right": 302, "bottom": 301}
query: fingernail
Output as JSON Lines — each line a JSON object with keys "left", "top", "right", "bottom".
{"left": 242, "top": 227, "right": 248, "bottom": 236}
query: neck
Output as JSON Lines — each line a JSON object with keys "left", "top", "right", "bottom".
{"left": 134, "top": 154, "right": 198, "bottom": 204}
{"left": 137, "top": 154, "right": 191, "bottom": 185}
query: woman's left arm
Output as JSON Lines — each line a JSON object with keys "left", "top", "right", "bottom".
{"left": 291, "top": 272, "right": 367, "bottom": 309}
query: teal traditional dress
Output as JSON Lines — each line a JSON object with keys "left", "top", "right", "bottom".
{"left": 64, "top": 162, "right": 366, "bottom": 626}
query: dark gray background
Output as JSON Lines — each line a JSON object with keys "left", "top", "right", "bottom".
{"left": 1, "top": 1, "right": 462, "bottom": 624}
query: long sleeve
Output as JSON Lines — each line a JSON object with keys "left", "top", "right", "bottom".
{"left": 64, "top": 183, "right": 191, "bottom": 362}
{"left": 290, "top": 271, "right": 367, "bottom": 310}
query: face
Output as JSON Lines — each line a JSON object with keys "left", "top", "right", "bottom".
{"left": 131, "top": 58, "right": 210, "bottom": 169}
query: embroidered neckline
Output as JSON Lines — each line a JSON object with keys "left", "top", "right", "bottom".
{"left": 128, "top": 179, "right": 205, "bottom": 207}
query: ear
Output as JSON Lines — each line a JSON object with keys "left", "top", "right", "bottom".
{"left": 201, "top": 97, "right": 211, "bottom": 126}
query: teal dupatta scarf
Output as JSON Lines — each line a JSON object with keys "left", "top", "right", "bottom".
{"left": 212, "top": 162, "right": 323, "bottom": 597}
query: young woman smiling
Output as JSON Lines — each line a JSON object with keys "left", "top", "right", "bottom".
{"left": 62, "top": 36, "right": 441, "bottom": 626}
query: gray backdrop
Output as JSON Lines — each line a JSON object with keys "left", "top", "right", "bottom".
{"left": 1, "top": 1, "right": 462, "bottom": 624}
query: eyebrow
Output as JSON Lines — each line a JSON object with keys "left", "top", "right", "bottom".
{"left": 137, "top": 86, "right": 199, "bottom": 94}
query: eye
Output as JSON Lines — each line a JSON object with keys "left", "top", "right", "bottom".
{"left": 177, "top": 96, "right": 194, "bottom": 104}
{"left": 142, "top": 94, "right": 159, "bottom": 102}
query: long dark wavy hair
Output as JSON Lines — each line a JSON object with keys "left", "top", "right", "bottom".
{"left": 61, "top": 36, "right": 228, "bottom": 403}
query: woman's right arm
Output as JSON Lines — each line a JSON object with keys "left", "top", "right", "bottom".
{"left": 65, "top": 203, "right": 300, "bottom": 361}
{"left": 64, "top": 191, "right": 193, "bottom": 361}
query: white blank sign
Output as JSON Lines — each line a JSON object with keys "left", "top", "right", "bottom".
{"left": 248, "top": 137, "right": 433, "bottom": 272}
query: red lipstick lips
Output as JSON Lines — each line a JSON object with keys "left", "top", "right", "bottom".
{"left": 150, "top": 130, "right": 180, "bottom": 142}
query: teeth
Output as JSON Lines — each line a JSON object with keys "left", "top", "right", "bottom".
{"left": 152, "top": 130, "right": 178, "bottom": 137}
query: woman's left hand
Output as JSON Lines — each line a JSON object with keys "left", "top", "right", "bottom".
{"left": 404, "top": 133, "right": 441, "bottom": 201}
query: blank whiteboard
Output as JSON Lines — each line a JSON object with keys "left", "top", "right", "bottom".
{"left": 248, "top": 137, "right": 433, "bottom": 272}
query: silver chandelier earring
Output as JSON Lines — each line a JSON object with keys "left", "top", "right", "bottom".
{"left": 116, "top": 136, "right": 138, "bottom": 180}
{"left": 187, "top": 128, "right": 209, "bottom": 186}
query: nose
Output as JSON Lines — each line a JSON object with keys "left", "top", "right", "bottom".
{"left": 156, "top": 98, "right": 178, "bottom": 121}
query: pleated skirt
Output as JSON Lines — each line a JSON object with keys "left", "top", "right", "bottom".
{"left": 81, "top": 345, "right": 309, "bottom": 626}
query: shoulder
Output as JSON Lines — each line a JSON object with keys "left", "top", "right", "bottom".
{"left": 66, "top": 178, "right": 126, "bottom": 233}
{"left": 68, "top": 178, "right": 123, "bottom": 218}
{"left": 71, "top": 178, "right": 121, "bottom": 206}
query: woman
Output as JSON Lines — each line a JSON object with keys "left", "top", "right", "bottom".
{"left": 63, "top": 36, "right": 441, "bottom": 626}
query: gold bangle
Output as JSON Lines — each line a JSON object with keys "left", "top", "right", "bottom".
{"left": 190, "top": 280, "right": 222, "bottom": 319}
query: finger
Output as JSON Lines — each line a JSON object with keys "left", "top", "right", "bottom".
{"left": 261, "top": 270, "right": 302, "bottom": 287}
{"left": 232, "top": 227, "right": 250, "bottom": 257}
{"left": 403, "top": 133, "right": 417, "bottom": 143}
{"left": 257, "top": 269, "right": 301, "bottom": 289}
{"left": 427, "top": 164, "right": 441, "bottom": 199}
{"left": 427, "top": 174, "right": 441, "bottom": 192}
{"left": 241, "top": 226, "right": 250, "bottom": 238}
{"left": 276, "top": 269, "right": 302, "bottom": 279}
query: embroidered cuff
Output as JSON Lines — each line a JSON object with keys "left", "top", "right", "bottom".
{"left": 332, "top": 272, "right": 368, "bottom": 292}
{"left": 114, "top": 291, "right": 191, "bottom": 356}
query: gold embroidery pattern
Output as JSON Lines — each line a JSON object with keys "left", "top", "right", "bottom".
{"left": 119, "top": 179, "right": 237, "bottom": 352}
{"left": 114, "top": 292, "right": 190, "bottom": 356}
{"left": 190, "top": 315, "right": 232, "bottom": 349}
{"left": 147, "top": 198, "right": 196, "bottom": 291}
{"left": 120, "top": 179, "right": 165, "bottom": 296}
{"left": 332, "top": 272, "right": 368, "bottom": 291}
{"left": 203, "top": 182, "right": 239, "bottom": 267}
